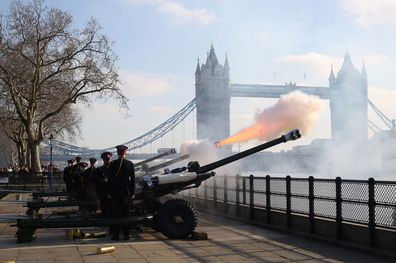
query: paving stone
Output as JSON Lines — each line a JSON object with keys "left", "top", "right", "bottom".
{"left": 211, "top": 236, "right": 251, "bottom": 242}
{"left": 186, "top": 240, "right": 214, "bottom": 246}
{"left": 172, "top": 247, "right": 209, "bottom": 256}
{"left": 16, "top": 260, "right": 55, "bottom": 263}
{"left": 216, "top": 254, "right": 259, "bottom": 262}
{"left": 297, "top": 260, "right": 324, "bottom": 263}
{"left": 55, "top": 256, "right": 84, "bottom": 263}
{"left": 321, "top": 259, "right": 344, "bottom": 263}
{"left": 228, "top": 241, "right": 280, "bottom": 252}
{"left": 252, "top": 251, "right": 289, "bottom": 262}
{"left": 292, "top": 248, "right": 327, "bottom": 259}
{"left": 168, "top": 240, "right": 195, "bottom": 248}
{"left": 146, "top": 256, "right": 187, "bottom": 263}
{"left": 273, "top": 250, "right": 311, "bottom": 261}
{"left": 112, "top": 249, "right": 144, "bottom": 259}
{"left": 268, "top": 240, "right": 298, "bottom": 250}
{"left": 132, "top": 243, "right": 170, "bottom": 250}
{"left": 137, "top": 248, "right": 182, "bottom": 258}
{"left": 117, "top": 259, "right": 148, "bottom": 263}
{"left": 0, "top": 203, "right": 392, "bottom": 263}
{"left": 81, "top": 254, "right": 115, "bottom": 263}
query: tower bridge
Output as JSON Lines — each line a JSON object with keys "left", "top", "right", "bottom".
{"left": 45, "top": 45, "right": 390, "bottom": 160}
{"left": 195, "top": 45, "right": 368, "bottom": 146}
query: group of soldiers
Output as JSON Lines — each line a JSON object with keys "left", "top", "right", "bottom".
{"left": 62, "top": 145, "right": 135, "bottom": 240}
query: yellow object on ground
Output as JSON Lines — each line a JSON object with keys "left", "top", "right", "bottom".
{"left": 97, "top": 246, "right": 115, "bottom": 254}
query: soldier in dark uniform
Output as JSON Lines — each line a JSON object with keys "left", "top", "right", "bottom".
{"left": 82, "top": 158, "right": 98, "bottom": 213}
{"left": 71, "top": 156, "right": 83, "bottom": 197}
{"left": 95, "top": 152, "right": 113, "bottom": 217}
{"left": 63, "top": 159, "right": 74, "bottom": 192}
{"left": 109, "top": 145, "right": 135, "bottom": 240}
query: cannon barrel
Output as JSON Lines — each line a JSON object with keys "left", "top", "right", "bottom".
{"left": 198, "top": 129, "right": 301, "bottom": 174}
{"left": 146, "top": 154, "right": 190, "bottom": 173}
{"left": 134, "top": 148, "right": 177, "bottom": 168}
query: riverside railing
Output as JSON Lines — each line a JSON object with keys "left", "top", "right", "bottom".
{"left": 185, "top": 174, "right": 396, "bottom": 247}
{"left": 0, "top": 171, "right": 64, "bottom": 191}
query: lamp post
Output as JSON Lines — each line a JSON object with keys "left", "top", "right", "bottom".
{"left": 49, "top": 134, "right": 54, "bottom": 192}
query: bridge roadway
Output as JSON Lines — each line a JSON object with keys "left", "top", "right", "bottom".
{"left": 229, "top": 83, "right": 330, "bottom": 99}
{"left": 0, "top": 195, "right": 393, "bottom": 262}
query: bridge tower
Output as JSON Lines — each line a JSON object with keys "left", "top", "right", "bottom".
{"left": 195, "top": 45, "right": 230, "bottom": 142}
{"left": 329, "top": 52, "right": 368, "bottom": 145}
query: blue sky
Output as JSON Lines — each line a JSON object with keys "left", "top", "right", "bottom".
{"left": 1, "top": 0, "right": 396, "bottom": 152}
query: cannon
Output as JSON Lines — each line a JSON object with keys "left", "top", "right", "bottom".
{"left": 14, "top": 129, "right": 301, "bottom": 242}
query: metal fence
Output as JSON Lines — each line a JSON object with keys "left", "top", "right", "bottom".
{"left": 0, "top": 171, "right": 64, "bottom": 191}
{"left": 2, "top": 172, "right": 395, "bottom": 232}
{"left": 185, "top": 175, "right": 396, "bottom": 245}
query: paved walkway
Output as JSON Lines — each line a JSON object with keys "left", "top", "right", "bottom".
{"left": 0, "top": 193, "right": 394, "bottom": 262}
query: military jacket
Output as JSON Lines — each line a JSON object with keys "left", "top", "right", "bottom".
{"left": 108, "top": 158, "right": 135, "bottom": 198}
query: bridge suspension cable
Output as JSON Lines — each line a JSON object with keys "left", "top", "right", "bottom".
{"left": 368, "top": 99, "right": 395, "bottom": 132}
{"left": 44, "top": 98, "right": 196, "bottom": 156}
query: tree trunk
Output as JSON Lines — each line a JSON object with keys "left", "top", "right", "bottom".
{"left": 26, "top": 147, "right": 31, "bottom": 169}
{"left": 29, "top": 142, "right": 42, "bottom": 173}
{"left": 17, "top": 143, "right": 23, "bottom": 167}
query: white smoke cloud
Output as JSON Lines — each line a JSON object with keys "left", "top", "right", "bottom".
{"left": 180, "top": 139, "right": 217, "bottom": 166}
{"left": 179, "top": 139, "right": 242, "bottom": 176}
{"left": 342, "top": 0, "right": 396, "bottom": 27}
{"left": 255, "top": 91, "right": 324, "bottom": 140}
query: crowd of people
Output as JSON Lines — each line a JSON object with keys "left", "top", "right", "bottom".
{"left": 0, "top": 164, "right": 60, "bottom": 175}
{"left": 63, "top": 145, "right": 135, "bottom": 240}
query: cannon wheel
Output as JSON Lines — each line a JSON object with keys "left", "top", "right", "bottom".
{"left": 157, "top": 198, "right": 197, "bottom": 239}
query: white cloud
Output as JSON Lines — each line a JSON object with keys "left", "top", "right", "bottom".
{"left": 149, "top": 105, "right": 175, "bottom": 113}
{"left": 125, "top": 0, "right": 215, "bottom": 25}
{"left": 79, "top": 103, "right": 121, "bottom": 119}
{"left": 342, "top": 0, "right": 396, "bottom": 27}
{"left": 277, "top": 53, "right": 342, "bottom": 78}
{"left": 276, "top": 53, "right": 389, "bottom": 78}
{"left": 364, "top": 54, "right": 389, "bottom": 64}
{"left": 255, "top": 31, "right": 271, "bottom": 43}
{"left": 159, "top": 2, "right": 215, "bottom": 25}
{"left": 119, "top": 70, "right": 173, "bottom": 96}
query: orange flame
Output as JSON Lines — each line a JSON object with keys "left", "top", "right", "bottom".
{"left": 218, "top": 91, "right": 323, "bottom": 146}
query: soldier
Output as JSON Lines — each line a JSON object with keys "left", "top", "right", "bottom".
{"left": 72, "top": 156, "right": 86, "bottom": 201}
{"left": 95, "top": 152, "right": 113, "bottom": 217}
{"left": 71, "top": 156, "right": 81, "bottom": 192}
{"left": 82, "top": 158, "right": 98, "bottom": 213}
{"left": 109, "top": 145, "right": 135, "bottom": 240}
{"left": 63, "top": 159, "right": 74, "bottom": 192}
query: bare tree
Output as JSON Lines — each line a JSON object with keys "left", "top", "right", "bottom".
{"left": 0, "top": 128, "right": 15, "bottom": 168}
{"left": 0, "top": 0, "right": 127, "bottom": 172}
{"left": 0, "top": 94, "right": 27, "bottom": 167}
